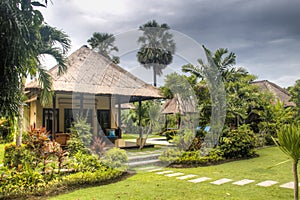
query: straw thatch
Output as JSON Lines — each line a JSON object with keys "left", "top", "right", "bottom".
{"left": 161, "top": 93, "right": 197, "bottom": 114}
{"left": 26, "top": 46, "right": 163, "bottom": 101}
{"left": 252, "top": 80, "right": 295, "bottom": 107}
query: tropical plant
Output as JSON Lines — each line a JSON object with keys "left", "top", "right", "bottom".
{"left": 182, "top": 46, "right": 236, "bottom": 82}
{"left": 69, "top": 114, "right": 93, "bottom": 148}
{"left": 274, "top": 123, "right": 300, "bottom": 200}
{"left": 137, "top": 20, "right": 175, "bottom": 86}
{"left": 87, "top": 32, "right": 119, "bottom": 63}
{"left": 101, "top": 148, "right": 128, "bottom": 171}
{"left": 0, "top": 0, "right": 70, "bottom": 146}
{"left": 0, "top": 0, "right": 44, "bottom": 119}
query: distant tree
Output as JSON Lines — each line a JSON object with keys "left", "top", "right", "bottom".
{"left": 289, "top": 80, "right": 300, "bottom": 117}
{"left": 137, "top": 20, "right": 175, "bottom": 86}
{"left": 274, "top": 123, "right": 300, "bottom": 200}
{"left": 87, "top": 32, "right": 119, "bottom": 64}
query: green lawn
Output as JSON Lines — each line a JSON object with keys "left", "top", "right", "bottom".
{"left": 50, "top": 147, "right": 296, "bottom": 200}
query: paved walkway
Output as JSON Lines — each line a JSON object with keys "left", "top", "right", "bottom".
{"left": 125, "top": 137, "right": 173, "bottom": 146}
{"left": 135, "top": 167, "right": 297, "bottom": 190}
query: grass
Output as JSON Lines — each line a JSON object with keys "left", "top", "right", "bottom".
{"left": 0, "top": 143, "right": 6, "bottom": 163}
{"left": 50, "top": 147, "right": 296, "bottom": 200}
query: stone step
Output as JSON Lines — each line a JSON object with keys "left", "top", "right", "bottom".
{"left": 128, "top": 159, "right": 161, "bottom": 167}
{"left": 128, "top": 153, "right": 161, "bottom": 162}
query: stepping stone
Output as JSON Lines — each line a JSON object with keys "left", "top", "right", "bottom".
{"left": 232, "top": 179, "right": 255, "bottom": 186}
{"left": 148, "top": 168, "right": 164, "bottom": 172}
{"left": 280, "top": 182, "right": 300, "bottom": 189}
{"left": 256, "top": 180, "right": 278, "bottom": 187}
{"left": 177, "top": 174, "right": 198, "bottom": 180}
{"left": 156, "top": 170, "right": 174, "bottom": 175}
{"left": 165, "top": 172, "right": 184, "bottom": 177}
{"left": 188, "top": 177, "right": 211, "bottom": 183}
{"left": 211, "top": 178, "right": 233, "bottom": 185}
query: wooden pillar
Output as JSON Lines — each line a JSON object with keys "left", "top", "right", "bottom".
{"left": 79, "top": 93, "right": 84, "bottom": 115}
{"left": 117, "top": 95, "right": 122, "bottom": 138}
{"left": 52, "top": 93, "right": 56, "bottom": 140}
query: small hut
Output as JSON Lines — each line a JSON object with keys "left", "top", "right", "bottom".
{"left": 161, "top": 93, "right": 197, "bottom": 129}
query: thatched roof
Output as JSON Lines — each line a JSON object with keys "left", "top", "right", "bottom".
{"left": 26, "top": 46, "right": 163, "bottom": 101}
{"left": 161, "top": 93, "right": 197, "bottom": 114}
{"left": 252, "top": 80, "right": 295, "bottom": 107}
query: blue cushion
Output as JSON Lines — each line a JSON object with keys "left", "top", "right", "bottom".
{"left": 204, "top": 126, "right": 210, "bottom": 132}
{"left": 109, "top": 130, "right": 115, "bottom": 137}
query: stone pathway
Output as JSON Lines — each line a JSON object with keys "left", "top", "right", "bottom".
{"left": 232, "top": 179, "right": 255, "bottom": 186}
{"left": 136, "top": 166, "right": 298, "bottom": 190}
{"left": 256, "top": 180, "right": 278, "bottom": 187}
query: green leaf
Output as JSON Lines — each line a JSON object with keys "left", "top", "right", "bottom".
{"left": 31, "top": 1, "right": 46, "bottom": 7}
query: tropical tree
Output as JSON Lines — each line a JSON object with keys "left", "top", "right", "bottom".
{"left": 137, "top": 20, "right": 176, "bottom": 86}
{"left": 289, "top": 80, "right": 300, "bottom": 118}
{"left": 17, "top": 24, "right": 71, "bottom": 146}
{"left": 87, "top": 32, "right": 119, "bottom": 64}
{"left": 182, "top": 45, "right": 236, "bottom": 82}
{"left": 0, "top": 0, "right": 46, "bottom": 119}
{"left": 0, "top": 0, "right": 70, "bottom": 145}
{"left": 274, "top": 123, "right": 300, "bottom": 200}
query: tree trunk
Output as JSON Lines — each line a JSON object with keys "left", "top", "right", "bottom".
{"left": 293, "top": 161, "right": 299, "bottom": 200}
{"left": 16, "top": 79, "right": 25, "bottom": 146}
{"left": 153, "top": 66, "right": 157, "bottom": 87}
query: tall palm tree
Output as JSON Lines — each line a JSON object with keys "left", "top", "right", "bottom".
{"left": 87, "top": 32, "right": 119, "bottom": 64}
{"left": 274, "top": 123, "right": 300, "bottom": 200}
{"left": 17, "top": 24, "right": 71, "bottom": 146}
{"left": 137, "top": 20, "right": 176, "bottom": 86}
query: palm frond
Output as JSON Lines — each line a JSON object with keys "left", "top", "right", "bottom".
{"left": 37, "top": 67, "right": 53, "bottom": 106}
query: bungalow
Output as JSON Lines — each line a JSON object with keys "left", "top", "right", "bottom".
{"left": 252, "top": 80, "right": 295, "bottom": 107}
{"left": 24, "top": 45, "right": 163, "bottom": 145}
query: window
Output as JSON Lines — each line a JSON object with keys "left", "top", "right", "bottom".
{"left": 64, "top": 109, "right": 93, "bottom": 132}
{"left": 43, "top": 109, "right": 59, "bottom": 133}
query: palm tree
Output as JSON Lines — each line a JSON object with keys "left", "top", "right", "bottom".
{"left": 274, "top": 123, "right": 300, "bottom": 200}
{"left": 17, "top": 24, "right": 71, "bottom": 146}
{"left": 182, "top": 45, "right": 236, "bottom": 82}
{"left": 137, "top": 20, "right": 176, "bottom": 86}
{"left": 87, "top": 32, "right": 119, "bottom": 64}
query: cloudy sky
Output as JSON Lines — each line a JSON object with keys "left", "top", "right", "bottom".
{"left": 40, "top": 0, "right": 300, "bottom": 88}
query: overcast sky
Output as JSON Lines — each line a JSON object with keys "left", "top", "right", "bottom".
{"left": 40, "top": 0, "right": 300, "bottom": 88}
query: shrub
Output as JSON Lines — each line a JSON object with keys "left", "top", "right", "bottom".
{"left": 0, "top": 165, "right": 124, "bottom": 199}
{"left": 69, "top": 114, "right": 93, "bottom": 148}
{"left": 69, "top": 151, "right": 103, "bottom": 172}
{"left": 67, "top": 134, "right": 90, "bottom": 156}
{"left": 3, "top": 143, "right": 34, "bottom": 170}
{"left": 159, "top": 148, "right": 225, "bottom": 166}
{"left": 0, "top": 167, "right": 46, "bottom": 198}
{"left": 217, "top": 125, "right": 258, "bottom": 159}
{"left": 90, "top": 136, "right": 106, "bottom": 157}
{"left": 163, "top": 129, "right": 180, "bottom": 141}
{"left": 101, "top": 148, "right": 128, "bottom": 171}
{"left": 172, "top": 129, "right": 195, "bottom": 151}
